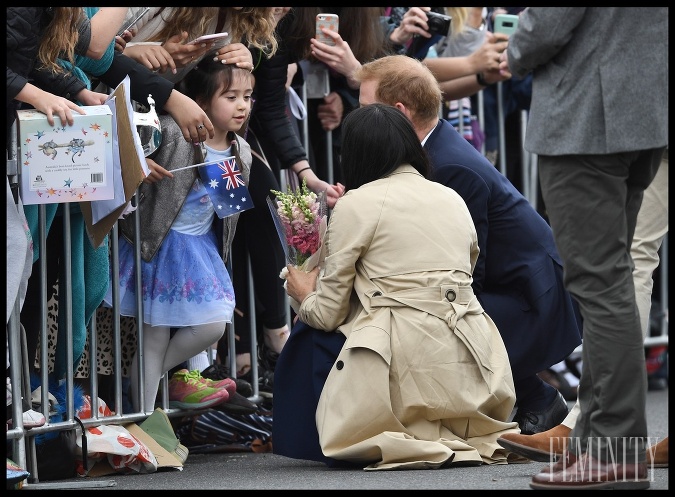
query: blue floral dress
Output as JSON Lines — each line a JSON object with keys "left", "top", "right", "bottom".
{"left": 105, "top": 147, "right": 235, "bottom": 327}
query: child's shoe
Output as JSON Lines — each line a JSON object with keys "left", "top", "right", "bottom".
{"left": 168, "top": 369, "right": 229, "bottom": 409}
{"left": 199, "top": 373, "right": 236, "bottom": 396}
{"left": 201, "top": 364, "right": 253, "bottom": 398}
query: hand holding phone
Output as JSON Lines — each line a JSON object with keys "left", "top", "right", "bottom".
{"left": 117, "top": 7, "right": 150, "bottom": 37}
{"left": 188, "top": 32, "right": 230, "bottom": 46}
{"left": 315, "top": 13, "right": 339, "bottom": 46}
{"left": 494, "top": 14, "right": 519, "bottom": 36}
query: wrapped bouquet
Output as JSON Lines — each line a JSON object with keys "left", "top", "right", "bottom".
{"left": 267, "top": 180, "right": 327, "bottom": 312}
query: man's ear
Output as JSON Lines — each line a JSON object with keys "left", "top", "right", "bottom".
{"left": 395, "top": 102, "right": 413, "bottom": 120}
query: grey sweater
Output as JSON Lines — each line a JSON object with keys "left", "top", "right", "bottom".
{"left": 119, "top": 114, "right": 252, "bottom": 263}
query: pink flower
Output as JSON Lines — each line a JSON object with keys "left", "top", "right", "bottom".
{"left": 268, "top": 179, "right": 327, "bottom": 267}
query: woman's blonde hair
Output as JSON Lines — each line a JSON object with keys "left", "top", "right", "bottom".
{"left": 38, "top": 7, "right": 84, "bottom": 73}
{"left": 146, "top": 7, "right": 278, "bottom": 58}
{"left": 443, "top": 7, "right": 469, "bottom": 38}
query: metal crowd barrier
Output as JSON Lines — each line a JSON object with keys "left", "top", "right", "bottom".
{"left": 6, "top": 118, "right": 263, "bottom": 487}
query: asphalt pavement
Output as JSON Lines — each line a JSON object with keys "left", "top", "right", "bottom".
{"left": 23, "top": 387, "right": 668, "bottom": 491}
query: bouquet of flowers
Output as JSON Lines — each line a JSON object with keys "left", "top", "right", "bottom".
{"left": 267, "top": 180, "right": 328, "bottom": 312}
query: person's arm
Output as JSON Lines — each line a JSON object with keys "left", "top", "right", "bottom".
{"left": 250, "top": 45, "right": 344, "bottom": 205}
{"left": 388, "top": 7, "right": 432, "bottom": 48}
{"left": 424, "top": 31, "right": 509, "bottom": 82}
{"left": 309, "top": 28, "right": 362, "bottom": 90}
{"left": 438, "top": 69, "right": 509, "bottom": 101}
{"left": 97, "top": 51, "right": 214, "bottom": 143}
{"left": 86, "top": 7, "right": 129, "bottom": 60}
{"left": 13, "top": 82, "right": 86, "bottom": 127}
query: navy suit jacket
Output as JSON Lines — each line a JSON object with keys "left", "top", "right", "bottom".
{"left": 425, "top": 119, "right": 581, "bottom": 378}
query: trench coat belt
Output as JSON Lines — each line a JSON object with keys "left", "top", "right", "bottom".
{"left": 367, "top": 284, "right": 482, "bottom": 330}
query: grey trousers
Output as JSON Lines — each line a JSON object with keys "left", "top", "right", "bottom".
{"left": 538, "top": 147, "right": 663, "bottom": 460}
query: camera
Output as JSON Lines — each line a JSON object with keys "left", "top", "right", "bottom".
{"left": 426, "top": 11, "right": 452, "bottom": 37}
{"left": 406, "top": 10, "right": 452, "bottom": 60}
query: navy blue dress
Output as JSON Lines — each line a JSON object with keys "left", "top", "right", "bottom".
{"left": 273, "top": 321, "right": 358, "bottom": 467}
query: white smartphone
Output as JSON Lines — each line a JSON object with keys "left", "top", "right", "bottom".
{"left": 493, "top": 14, "right": 519, "bottom": 36}
{"left": 188, "top": 32, "right": 229, "bottom": 45}
{"left": 117, "top": 7, "right": 150, "bottom": 37}
{"left": 315, "top": 13, "right": 339, "bottom": 46}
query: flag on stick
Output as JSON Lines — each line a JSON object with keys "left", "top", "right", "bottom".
{"left": 198, "top": 157, "right": 254, "bottom": 218}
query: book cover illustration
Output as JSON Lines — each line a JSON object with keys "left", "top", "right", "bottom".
{"left": 17, "top": 105, "right": 115, "bottom": 205}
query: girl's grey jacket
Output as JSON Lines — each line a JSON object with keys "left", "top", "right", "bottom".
{"left": 119, "top": 114, "right": 252, "bottom": 264}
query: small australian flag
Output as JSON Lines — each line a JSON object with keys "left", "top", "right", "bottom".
{"left": 198, "top": 157, "right": 254, "bottom": 218}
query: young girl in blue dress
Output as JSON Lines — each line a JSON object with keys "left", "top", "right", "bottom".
{"left": 106, "top": 55, "right": 254, "bottom": 411}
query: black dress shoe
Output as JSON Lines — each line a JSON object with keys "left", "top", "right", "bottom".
{"left": 514, "top": 390, "right": 569, "bottom": 435}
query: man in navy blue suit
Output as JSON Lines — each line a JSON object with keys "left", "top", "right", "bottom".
{"left": 272, "top": 54, "right": 581, "bottom": 464}
{"left": 355, "top": 55, "right": 581, "bottom": 433}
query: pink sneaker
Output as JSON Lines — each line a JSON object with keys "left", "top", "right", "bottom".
{"left": 200, "top": 375, "right": 236, "bottom": 395}
{"left": 168, "top": 369, "right": 229, "bottom": 409}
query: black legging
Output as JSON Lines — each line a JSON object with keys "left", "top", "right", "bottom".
{"left": 225, "top": 152, "right": 289, "bottom": 359}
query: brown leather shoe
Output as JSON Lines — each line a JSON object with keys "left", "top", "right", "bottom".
{"left": 647, "top": 436, "right": 668, "bottom": 468}
{"left": 530, "top": 453, "right": 650, "bottom": 490}
{"left": 497, "top": 423, "right": 571, "bottom": 462}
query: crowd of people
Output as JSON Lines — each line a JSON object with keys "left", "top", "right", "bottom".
{"left": 7, "top": 7, "right": 668, "bottom": 489}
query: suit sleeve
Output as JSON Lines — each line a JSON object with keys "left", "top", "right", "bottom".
{"left": 433, "top": 167, "right": 490, "bottom": 293}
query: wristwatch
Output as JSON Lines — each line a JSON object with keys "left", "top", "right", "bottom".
{"left": 476, "top": 72, "right": 494, "bottom": 87}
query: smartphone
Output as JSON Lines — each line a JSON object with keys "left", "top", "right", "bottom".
{"left": 117, "top": 7, "right": 150, "bottom": 37}
{"left": 188, "top": 32, "right": 230, "bottom": 45}
{"left": 493, "top": 14, "right": 519, "bottom": 36}
{"left": 315, "top": 13, "right": 339, "bottom": 46}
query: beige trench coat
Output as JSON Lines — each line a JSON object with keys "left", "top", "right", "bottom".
{"left": 297, "top": 165, "right": 519, "bottom": 470}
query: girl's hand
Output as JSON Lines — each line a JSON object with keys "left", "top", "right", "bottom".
{"left": 213, "top": 42, "right": 254, "bottom": 72}
{"left": 143, "top": 158, "right": 174, "bottom": 184}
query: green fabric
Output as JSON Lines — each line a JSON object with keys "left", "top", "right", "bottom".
{"left": 23, "top": 203, "right": 109, "bottom": 378}
{"left": 139, "top": 408, "right": 188, "bottom": 464}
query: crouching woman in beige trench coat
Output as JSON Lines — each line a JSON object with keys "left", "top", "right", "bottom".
{"left": 282, "top": 104, "right": 520, "bottom": 471}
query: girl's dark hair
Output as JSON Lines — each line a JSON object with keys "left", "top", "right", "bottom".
{"left": 177, "top": 50, "right": 252, "bottom": 106}
{"left": 340, "top": 103, "right": 430, "bottom": 190}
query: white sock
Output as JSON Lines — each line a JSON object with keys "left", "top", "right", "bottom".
{"left": 563, "top": 371, "right": 579, "bottom": 388}
{"left": 187, "top": 350, "right": 210, "bottom": 373}
{"left": 549, "top": 361, "right": 568, "bottom": 373}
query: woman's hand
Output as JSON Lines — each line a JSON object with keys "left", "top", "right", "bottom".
{"left": 389, "top": 7, "right": 432, "bottom": 46}
{"left": 285, "top": 265, "right": 320, "bottom": 303}
{"left": 213, "top": 42, "right": 254, "bottom": 72}
{"left": 15, "top": 83, "right": 86, "bottom": 127}
{"left": 75, "top": 88, "right": 109, "bottom": 106}
{"left": 317, "top": 91, "right": 344, "bottom": 132}
{"left": 310, "top": 30, "right": 361, "bottom": 89}
{"left": 162, "top": 89, "right": 215, "bottom": 143}
{"left": 143, "top": 158, "right": 174, "bottom": 184}
{"left": 302, "top": 173, "right": 345, "bottom": 209}
{"left": 468, "top": 32, "right": 509, "bottom": 74}
{"left": 162, "top": 31, "right": 214, "bottom": 67}
{"left": 123, "top": 44, "right": 177, "bottom": 74}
